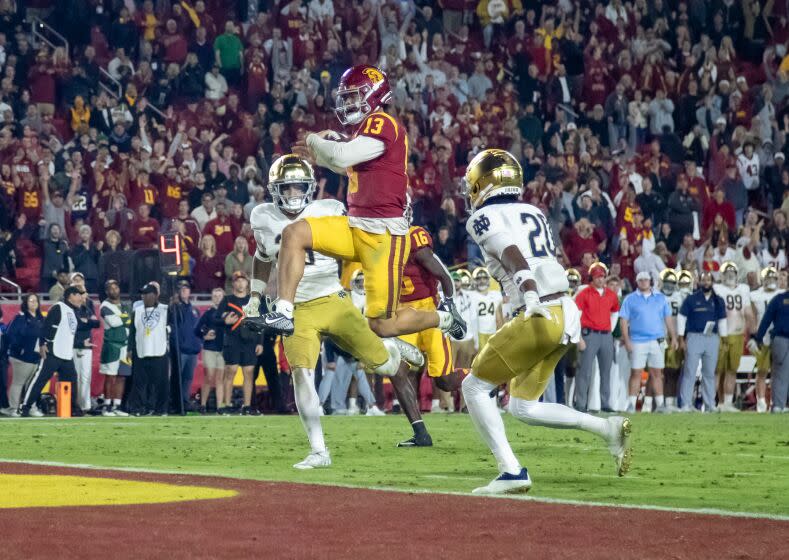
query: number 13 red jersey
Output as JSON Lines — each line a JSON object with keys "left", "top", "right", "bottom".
{"left": 347, "top": 111, "right": 408, "bottom": 220}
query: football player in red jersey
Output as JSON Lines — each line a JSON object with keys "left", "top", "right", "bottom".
{"left": 251, "top": 64, "right": 466, "bottom": 347}
{"left": 394, "top": 225, "right": 466, "bottom": 447}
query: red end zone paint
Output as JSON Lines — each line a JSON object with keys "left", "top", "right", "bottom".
{"left": 1, "top": 462, "right": 787, "bottom": 559}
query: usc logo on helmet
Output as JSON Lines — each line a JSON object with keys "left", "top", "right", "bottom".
{"left": 362, "top": 67, "right": 384, "bottom": 83}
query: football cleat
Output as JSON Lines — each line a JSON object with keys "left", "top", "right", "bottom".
{"left": 472, "top": 468, "right": 532, "bottom": 495}
{"left": 607, "top": 416, "right": 632, "bottom": 477}
{"left": 397, "top": 433, "right": 433, "bottom": 447}
{"left": 245, "top": 312, "right": 295, "bottom": 336}
{"left": 439, "top": 298, "right": 468, "bottom": 340}
{"left": 389, "top": 337, "right": 425, "bottom": 369}
{"left": 365, "top": 405, "right": 386, "bottom": 416}
{"left": 293, "top": 450, "right": 332, "bottom": 470}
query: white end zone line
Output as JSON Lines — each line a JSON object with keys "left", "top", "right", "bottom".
{"left": 2, "top": 458, "right": 788, "bottom": 522}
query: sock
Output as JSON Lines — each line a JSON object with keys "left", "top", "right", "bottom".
{"left": 412, "top": 420, "right": 428, "bottom": 438}
{"left": 643, "top": 396, "right": 653, "bottom": 411}
{"left": 113, "top": 399, "right": 121, "bottom": 406}
{"left": 392, "top": 399, "right": 400, "bottom": 407}
{"left": 724, "top": 393, "right": 733, "bottom": 405}
{"left": 437, "top": 310, "right": 452, "bottom": 331}
{"left": 462, "top": 374, "right": 521, "bottom": 475}
{"left": 431, "top": 398, "right": 440, "bottom": 408}
{"left": 655, "top": 395, "right": 665, "bottom": 408}
{"left": 665, "top": 397, "right": 676, "bottom": 407}
{"left": 627, "top": 395, "right": 637, "bottom": 408}
{"left": 274, "top": 299, "right": 294, "bottom": 319}
{"left": 292, "top": 369, "right": 326, "bottom": 453}
{"left": 508, "top": 397, "right": 610, "bottom": 440}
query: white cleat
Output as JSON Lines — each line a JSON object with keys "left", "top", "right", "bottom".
{"left": 389, "top": 337, "right": 425, "bottom": 369}
{"left": 101, "top": 409, "right": 117, "bottom": 417}
{"left": 472, "top": 468, "right": 532, "bottom": 495}
{"left": 28, "top": 407, "right": 44, "bottom": 417}
{"left": 430, "top": 405, "right": 448, "bottom": 414}
{"left": 756, "top": 399, "right": 767, "bottom": 413}
{"left": 365, "top": 405, "right": 385, "bottom": 416}
{"left": 720, "top": 402, "right": 739, "bottom": 413}
{"left": 606, "top": 416, "right": 632, "bottom": 477}
{"left": 293, "top": 451, "right": 332, "bottom": 470}
{"left": 113, "top": 409, "right": 129, "bottom": 417}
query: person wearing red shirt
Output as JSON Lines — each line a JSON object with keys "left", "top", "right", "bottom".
{"left": 245, "top": 50, "right": 269, "bottom": 107}
{"left": 702, "top": 187, "right": 736, "bottom": 232}
{"left": 230, "top": 114, "right": 261, "bottom": 161}
{"left": 129, "top": 170, "right": 159, "bottom": 211}
{"left": 17, "top": 174, "right": 42, "bottom": 221}
{"left": 562, "top": 218, "right": 607, "bottom": 266}
{"left": 154, "top": 165, "right": 184, "bottom": 218}
{"left": 160, "top": 19, "right": 189, "bottom": 64}
{"left": 129, "top": 204, "right": 160, "bottom": 249}
{"left": 202, "top": 201, "right": 237, "bottom": 256}
{"left": 574, "top": 264, "right": 620, "bottom": 412}
{"left": 684, "top": 160, "right": 710, "bottom": 207}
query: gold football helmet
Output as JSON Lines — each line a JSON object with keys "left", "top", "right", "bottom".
{"left": 659, "top": 268, "right": 677, "bottom": 295}
{"left": 268, "top": 154, "right": 316, "bottom": 213}
{"left": 678, "top": 270, "right": 694, "bottom": 292}
{"left": 566, "top": 268, "right": 581, "bottom": 283}
{"left": 462, "top": 149, "right": 523, "bottom": 211}
{"left": 720, "top": 261, "right": 738, "bottom": 286}
{"left": 472, "top": 267, "right": 491, "bottom": 292}
{"left": 761, "top": 266, "right": 778, "bottom": 288}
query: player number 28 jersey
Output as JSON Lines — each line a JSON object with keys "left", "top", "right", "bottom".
{"left": 250, "top": 199, "right": 344, "bottom": 304}
{"left": 466, "top": 202, "right": 561, "bottom": 307}
{"left": 713, "top": 283, "right": 751, "bottom": 335}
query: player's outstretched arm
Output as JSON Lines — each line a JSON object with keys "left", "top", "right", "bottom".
{"left": 414, "top": 248, "right": 454, "bottom": 298}
{"left": 306, "top": 133, "right": 384, "bottom": 170}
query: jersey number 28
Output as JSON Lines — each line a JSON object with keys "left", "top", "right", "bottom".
{"left": 520, "top": 213, "right": 556, "bottom": 257}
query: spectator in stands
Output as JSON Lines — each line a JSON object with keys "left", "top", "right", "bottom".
{"left": 213, "top": 22, "right": 243, "bottom": 86}
{"left": 70, "top": 225, "right": 101, "bottom": 293}
{"left": 130, "top": 204, "right": 160, "bottom": 250}
{"left": 194, "top": 234, "right": 223, "bottom": 293}
{"left": 170, "top": 280, "right": 202, "bottom": 412}
{"left": 191, "top": 192, "right": 217, "bottom": 231}
{"left": 1, "top": 294, "right": 43, "bottom": 417}
{"left": 224, "top": 236, "right": 253, "bottom": 291}
{"left": 195, "top": 287, "right": 225, "bottom": 414}
{"left": 40, "top": 223, "right": 68, "bottom": 292}
{"left": 203, "top": 201, "right": 236, "bottom": 256}
{"left": 48, "top": 269, "right": 70, "bottom": 302}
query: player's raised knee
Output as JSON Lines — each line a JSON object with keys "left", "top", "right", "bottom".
{"left": 282, "top": 219, "right": 312, "bottom": 249}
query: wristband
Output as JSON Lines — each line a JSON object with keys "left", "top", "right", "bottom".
{"left": 250, "top": 278, "right": 267, "bottom": 297}
{"left": 513, "top": 269, "right": 535, "bottom": 290}
{"left": 522, "top": 290, "right": 539, "bottom": 308}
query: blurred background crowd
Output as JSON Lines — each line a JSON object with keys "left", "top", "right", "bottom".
{"left": 0, "top": 0, "right": 787, "bottom": 417}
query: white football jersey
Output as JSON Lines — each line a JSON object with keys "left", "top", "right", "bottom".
{"left": 713, "top": 283, "right": 751, "bottom": 335}
{"left": 453, "top": 289, "right": 478, "bottom": 342}
{"left": 250, "top": 199, "right": 344, "bottom": 304}
{"left": 466, "top": 202, "right": 564, "bottom": 307}
{"left": 664, "top": 291, "right": 685, "bottom": 318}
{"left": 474, "top": 289, "right": 503, "bottom": 335}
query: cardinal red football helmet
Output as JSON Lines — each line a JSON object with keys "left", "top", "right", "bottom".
{"left": 334, "top": 64, "right": 392, "bottom": 126}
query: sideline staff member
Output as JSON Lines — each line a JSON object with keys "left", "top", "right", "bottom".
{"left": 574, "top": 264, "right": 620, "bottom": 412}
{"left": 750, "top": 290, "right": 789, "bottom": 412}
{"left": 128, "top": 283, "right": 170, "bottom": 415}
{"left": 20, "top": 286, "right": 84, "bottom": 416}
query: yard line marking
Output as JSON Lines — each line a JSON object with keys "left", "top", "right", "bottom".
{"left": 2, "top": 458, "right": 788, "bottom": 522}
{"left": 736, "top": 453, "right": 789, "bottom": 461}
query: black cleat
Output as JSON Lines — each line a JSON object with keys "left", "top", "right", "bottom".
{"left": 397, "top": 433, "right": 433, "bottom": 447}
{"left": 245, "top": 313, "right": 294, "bottom": 336}
{"left": 439, "top": 298, "right": 467, "bottom": 340}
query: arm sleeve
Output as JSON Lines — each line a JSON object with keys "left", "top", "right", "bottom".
{"left": 677, "top": 314, "right": 687, "bottom": 336}
{"left": 718, "top": 319, "right": 728, "bottom": 337}
{"left": 43, "top": 305, "right": 61, "bottom": 343}
{"left": 307, "top": 134, "right": 385, "bottom": 169}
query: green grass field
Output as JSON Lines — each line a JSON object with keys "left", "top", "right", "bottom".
{"left": 1, "top": 414, "right": 788, "bottom": 517}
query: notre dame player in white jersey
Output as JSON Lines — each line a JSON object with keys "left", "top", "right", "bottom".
{"left": 471, "top": 267, "right": 503, "bottom": 349}
{"left": 748, "top": 267, "right": 779, "bottom": 412}
{"left": 459, "top": 149, "right": 632, "bottom": 495}
{"left": 713, "top": 261, "right": 754, "bottom": 412}
{"left": 659, "top": 269, "right": 685, "bottom": 410}
{"left": 243, "top": 154, "right": 422, "bottom": 469}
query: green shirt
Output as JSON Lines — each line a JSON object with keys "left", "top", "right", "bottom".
{"left": 214, "top": 33, "right": 243, "bottom": 70}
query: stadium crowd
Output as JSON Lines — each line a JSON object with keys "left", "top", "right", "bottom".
{"left": 0, "top": 0, "right": 787, "bottom": 417}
